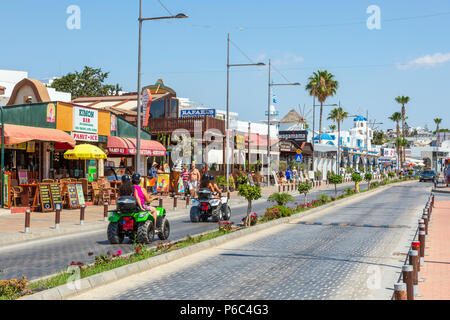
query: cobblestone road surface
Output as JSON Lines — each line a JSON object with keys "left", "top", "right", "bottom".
{"left": 71, "top": 182, "right": 429, "bottom": 300}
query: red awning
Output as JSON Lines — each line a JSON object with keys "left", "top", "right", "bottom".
{"left": 107, "top": 136, "right": 166, "bottom": 156}
{"left": 1, "top": 124, "right": 76, "bottom": 147}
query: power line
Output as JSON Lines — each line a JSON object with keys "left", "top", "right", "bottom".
{"left": 156, "top": 0, "right": 173, "bottom": 16}
{"left": 229, "top": 39, "right": 257, "bottom": 65}
{"left": 165, "top": 10, "right": 450, "bottom": 31}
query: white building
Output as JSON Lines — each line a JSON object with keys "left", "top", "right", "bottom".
{"left": 313, "top": 115, "right": 379, "bottom": 173}
{"left": 0, "top": 69, "right": 71, "bottom": 106}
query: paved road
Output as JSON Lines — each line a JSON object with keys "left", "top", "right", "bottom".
{"left": 71, "top": 181, "right": 429, "bottom": 300}
{"left": 0, "top": 182, "right": 369, "bottom": 280}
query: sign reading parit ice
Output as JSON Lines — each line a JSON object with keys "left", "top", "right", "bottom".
{"left": 73, "top": 107, "right": 98, "bottom": 134}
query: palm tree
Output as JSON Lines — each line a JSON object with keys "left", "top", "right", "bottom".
{"left": 328, "top": 107, "right": 348, "bottom": 173}
{"left": 395, "top": 96, "right": 410, "bottom": 167}
{"left": 306, "top": 70, "right": 339, "bottom": 143}
{"left": 434, "top": 118, "right": 442, "bottom": 146}
{"left": 329, "top": 124, "right": 336, "bottom": 131}
{"left": 389, "top": 112, "right": 402, "bottom": 172}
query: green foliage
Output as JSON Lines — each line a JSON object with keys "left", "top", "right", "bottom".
{"left": 364, "top": 173, "right": 373, "bottom": 182}
{"left": 344, "top": 187, "right": 355, "bottom": 195}
{"left": 261, "top": 205, "right": 294, "bottom": 222}
{"left": 317, "top": 194, "right": 329, "bottom": 204}
{"left": 328, "top": 174, "right": 343, "bottom": 185}
{"left": 351, "top": 173, "right": 362, "bottom": 183}
{"left": 235, "top": 172, "right": 249, "bottom": 185}
{"left": 388, "top": 171, "right": 396, "bottom": 178}
{"left": 0, "top": 276, "right": 29, "bottom": 299}
{"left": 297, "top": 182, "right": 312, "bottom": 195}
{"left": 267, "top": 193, "right": 294, "bottom": 207}
{"left": 238, "top": 184, "right": 262, "bottom": 201}
{"left": 49, "top": 66, "right": 122, "bottom": 99}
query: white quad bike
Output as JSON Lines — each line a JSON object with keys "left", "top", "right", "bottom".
{"left": 189, "top": 188, "right": 231, "bottom": 222}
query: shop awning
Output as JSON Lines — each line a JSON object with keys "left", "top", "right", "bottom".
{"left": 107, "top": 136, "right": 166, "bottom": 156}
{"left": 0, "top": 124, "right": 76, "bottom": 147}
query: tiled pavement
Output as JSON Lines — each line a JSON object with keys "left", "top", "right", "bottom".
{"left": 416, "top": 199, "right": 450, "bottom": 300}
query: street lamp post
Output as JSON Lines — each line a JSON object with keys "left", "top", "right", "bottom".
{"left": 266, "top": 58, "right": 300, "bottom": 186}
{"left": 135, "top": 0, "right": 187, "bottom": 174}
{"left": 225, "top": 33, "right": 265, "bottom": 192}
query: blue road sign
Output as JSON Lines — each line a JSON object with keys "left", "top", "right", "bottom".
{"left": 296, "top": 154, "right": 303, "bottom": 162}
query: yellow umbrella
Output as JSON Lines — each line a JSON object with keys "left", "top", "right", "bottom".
{"left": 64, "top": 144, "right": 107, "bottom": 160}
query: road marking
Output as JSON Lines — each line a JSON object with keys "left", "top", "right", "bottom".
{"left": 291, "top": 221, "right": 410, "bottom": 229}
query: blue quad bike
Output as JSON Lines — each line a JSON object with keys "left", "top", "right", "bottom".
{"left": 107, "top": 196, "right": 170, "bottom": 244}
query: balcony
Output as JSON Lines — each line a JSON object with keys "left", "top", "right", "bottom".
{"left": 147, "top": 117, "right": 225, "bottom": 136}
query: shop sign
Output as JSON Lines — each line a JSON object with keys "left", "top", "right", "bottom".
{"left": 279, "top": 141, "right": 296, "bottom": 153}
{"left": 180, "top": 109, "right": 216, "bottom": 118}
{"left": 73, "top": 107, "right": 98, "bottom": 134}
{"left": 6, "top": 142, "right": 27, "bottom": 150}
{"left": 27, "top": 141, "right": 35, "bottom": 153}
{"left": 278, "top": 130, "right": 308, "bottom": 143}
{"left": 108, "top": 147, "right": 165, "bottom": 157}
{"left": 235, "top": 135, "right": 245, "bottom": 150}
{"left": 383, "top": 148, "right": 397, "bottom": 157}
{"left": 71, "top": 132, "right": 99, "bottom": 142}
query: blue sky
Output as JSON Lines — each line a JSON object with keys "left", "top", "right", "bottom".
{"left": 1, "top": 0, "right": 450, "bottom": 132}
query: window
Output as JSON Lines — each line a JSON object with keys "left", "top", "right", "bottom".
{"left": 170, "top": 99, "right": 178, "bottom": 118}
{"left": 149, "top": 100, "right": 164, "bottom": 119}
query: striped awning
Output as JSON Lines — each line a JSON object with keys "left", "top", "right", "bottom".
{"left": 107, "top": 136, "right": 166, "bottom": 156}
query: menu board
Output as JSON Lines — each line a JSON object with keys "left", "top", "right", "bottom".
{"left": 156, "top": 174, "right": 170, "bottom": 193}
{"left": 3, "top": 172, "right": 10, "bottom": 208}
{"left": 39, "top": 184, "right": 53, "bottom": 212}
{"left": 50, "top": 184, "right": 63, "bottom": 209}
{"left": 76, "top": 184, "right": 85, "bottom": 206}
{"left": 66, "top": 184, "right": 80, "bottom": 209}
{"left": 18, "top": 170, "right": 28, "bottom": 185}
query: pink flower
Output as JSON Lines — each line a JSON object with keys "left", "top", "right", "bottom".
{"left": 117, "top": 250, "right": 122, "bottom": 256}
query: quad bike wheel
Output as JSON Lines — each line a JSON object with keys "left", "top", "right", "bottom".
{"left": 211, "top": 209, "right": 222, "bottom": 222}
{"left": 136, "top": 220, "right": 155, "bottom": 244}
{"left": 157, "top": 217, "right": 170, "bottom": 240}
{"left": 107, "top": 222, "right": 124, "bottom": 244}
{"left": 190, "top": 207, "right": 200, "bottom": 222}
{"left": 222, "top": 205, "right": 231, "bottom": 221}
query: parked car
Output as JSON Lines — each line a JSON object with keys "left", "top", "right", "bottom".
{"left": 419, "top": 170, "right": 437, "bottom": 182}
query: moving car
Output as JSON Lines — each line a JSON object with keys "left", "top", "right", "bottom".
{"left": 419, "top": 170, "right": 437, "bottom": 182}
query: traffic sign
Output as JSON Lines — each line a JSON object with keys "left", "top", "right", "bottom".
{"left": 296, "top": 149, "right": 302, "bottom": 155}
{"left": 295, "top": 154, "right": 303, "bottom": 162}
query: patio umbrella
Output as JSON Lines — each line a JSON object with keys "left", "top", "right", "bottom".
{"left": 64, "top": 144, "right": 107, "bottom": 160}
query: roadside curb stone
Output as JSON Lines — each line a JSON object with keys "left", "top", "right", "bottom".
{"left": 20, "top": 180, "right": 416, "bottom": 300}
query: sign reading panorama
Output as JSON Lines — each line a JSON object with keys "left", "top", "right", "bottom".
{"left": 278, "top": 130, "right": 308, "bottom": 142}
{"left": 180, "top": 109, "right": 216, "bottom": 118}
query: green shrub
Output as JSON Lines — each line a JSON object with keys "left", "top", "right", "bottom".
{"left": 344, "top": 187, "right": 355, "bottom": 195}
{"left": 297, "top": 182, "right": 312, "bottom": 204}
{"left": 317, "top": 194, "right": 329, "bottom": 204}
{"left": 328, "top": 174, "right": 343, "bottom": 197}
{"left": 261, "top": 205, "right": 294, "bottom": 222}
{"left": 267, "top": 192, "right": 294, "bottom": 207}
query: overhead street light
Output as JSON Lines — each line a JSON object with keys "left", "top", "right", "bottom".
{"left": 135, "top": 0, "right": 188, "bottom": 174}
{"left": 226, "top": 33, "right": 265, "bottom": 193}
{"left": 266, "top": 58, "right": 301, "bottom": 186}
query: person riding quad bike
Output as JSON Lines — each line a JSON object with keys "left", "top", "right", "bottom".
{"left": 190, "top": 174, "right": 231, "bottom": 222}
{"left": 107, "top": 173, "right": 170, "bottom": 244}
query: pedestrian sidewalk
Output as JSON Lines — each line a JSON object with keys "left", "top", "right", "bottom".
{"left": 416, "top": 200, "right": 450, "bottom": 299}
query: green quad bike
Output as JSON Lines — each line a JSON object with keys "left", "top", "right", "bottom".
{"left": 107, "top": 196, "right": 170, "bottom": 244}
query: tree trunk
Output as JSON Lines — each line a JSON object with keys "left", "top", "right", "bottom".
{"left": 245, "top": 200, "right": 252, "bottom": 227}
{"left": 319, "top": 102, "right": 323, "bottom": 144}
{"left": 304, "top": 194, "right": 308, "bottom": 205}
